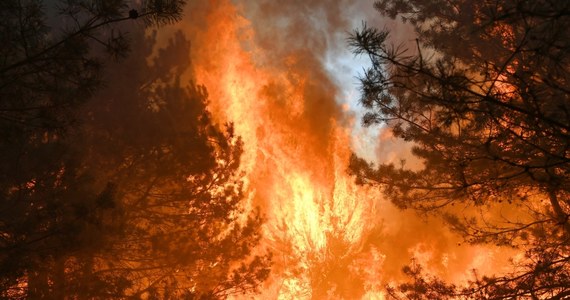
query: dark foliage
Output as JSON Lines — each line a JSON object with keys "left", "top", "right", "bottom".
{"left": 0, "top": 0, "right": 270, "bottom": 298}
{"left": 350, "top": 0, "right": 570, "bottom": 298}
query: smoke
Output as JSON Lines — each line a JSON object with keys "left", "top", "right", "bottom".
{"left": 147, "top": 0, "right": 512, "bottom": 298}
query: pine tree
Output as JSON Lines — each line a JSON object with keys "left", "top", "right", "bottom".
{"left": 350, "top": 0, "right": 570, "bottom": 298}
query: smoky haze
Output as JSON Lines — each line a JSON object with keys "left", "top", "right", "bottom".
{"left": 160, "top": 0, "right": 512, "bottom": 298}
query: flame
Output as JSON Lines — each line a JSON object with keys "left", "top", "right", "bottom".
{"left": 172, "top": 0, "right": 383, "bottom": 297}
{"left": 169, "top": 0, "right": 518, "bottom": 298}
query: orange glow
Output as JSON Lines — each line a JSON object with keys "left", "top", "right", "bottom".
{"left": 171, "top": 0, "right": 515, "bottom": 297}
{"left": 173, "top": 0, "right": 383, "bottom": 297}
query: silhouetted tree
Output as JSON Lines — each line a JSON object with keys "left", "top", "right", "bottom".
{"left": 62, "top": 29, "right": 271, "bottom": 299}
{"left": 350, "top": 0, "right": 570, "bottom": 298}
{"left": 1, "top": 0, "right": 184, "bottom": 297}
{"left": 0, "top": 1, "right": 270, "bottom": 298}
{"left": 0, "top": 0, "right": 185, "bottom": 131}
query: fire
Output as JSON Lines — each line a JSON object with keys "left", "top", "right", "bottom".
{"left": 168, "top": 0, "right": 526, "bottom": 298}
{"left": 174, "top": 0, "right": 382, "bottom": 297}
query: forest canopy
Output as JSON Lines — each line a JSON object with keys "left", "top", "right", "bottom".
{"left": 350, "top": 0, "right": 570, "bottom": 298}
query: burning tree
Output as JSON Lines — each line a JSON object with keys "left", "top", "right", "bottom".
{"left": 350, "top": 0, "right": 570, "bottom": 298}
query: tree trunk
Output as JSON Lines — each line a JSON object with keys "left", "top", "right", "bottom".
{"left": 547, "top": 187, "right": 570, "bottom": 233}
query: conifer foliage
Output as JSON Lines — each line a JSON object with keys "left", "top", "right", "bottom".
{"left": 350, "top": 0, "right": 570, "bottom": 298}
{"left": 0, "top": 1, "right": 270, "bottom": 298}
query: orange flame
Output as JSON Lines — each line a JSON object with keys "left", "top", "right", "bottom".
{"left": 169, "top": 0, "right": 517, "bottom": 298}
{"left": 173, "top": 0, "right": 383, "bottom": 297}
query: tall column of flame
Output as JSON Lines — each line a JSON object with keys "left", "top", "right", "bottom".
{"left": 172, "top": 0, "right": 519, "bottom": 298}
{"left": 175, "top": 0, "right": 383, "bottom": 298}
